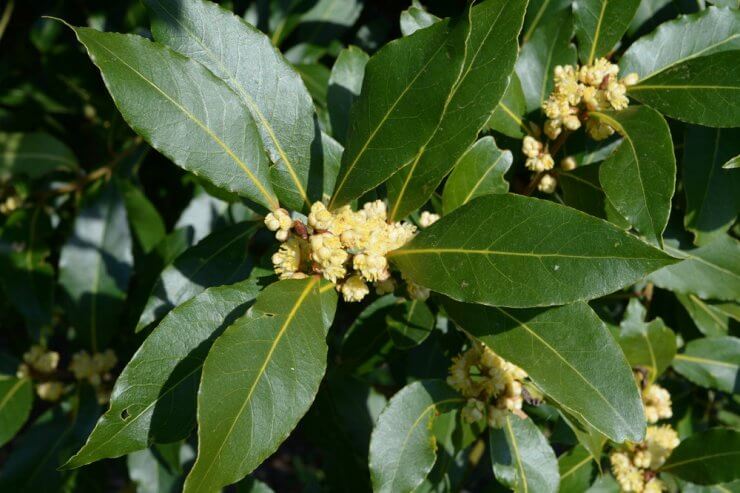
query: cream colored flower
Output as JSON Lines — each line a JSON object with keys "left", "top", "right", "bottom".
{"left": 272, "top": 237, "right": 306, "bottom": 279}
{"left": 36, "top": 381, "right": 65, "bottom": 402}
{"left": 587, "top": 118, "right": 615, "bottom": 140}
{"left": 561, "top": 156, "right": 577, "bottom": 171}
{"left": 611, "top": 452, "right": 644, "bottom": 492}
{"left": 461, "top": 398, "right": 486, "bottom": 423}
{"left": 607, "top": 80, "right": 629, "bottom": 110}
{"left": 522, "top": 136, "right": 543, "bottom": 158}
{"left": 622, "top": 72, "right": 639, "bottom": 86}
{"left": 340, "top": 275, "right": 369, "bottom": 302}
{"left": 642, "top": 384, "right": 672, "bottom": 424}
{"left": 538, "top": 174, "right": 557, "bottom": 194}
{"left": 419, "top": 211, "right": 440, "bottom": 228}
{"left": 18, "top": 345, "right": 59, "bottom": 376}
{"left": 310, "top": 233, "right": 348, "bottom": 283}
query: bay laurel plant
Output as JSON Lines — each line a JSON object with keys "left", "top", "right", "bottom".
{"left": 0, "top": 0, "right": 739, "bottom": 491}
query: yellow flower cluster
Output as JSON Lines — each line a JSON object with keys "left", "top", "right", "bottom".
{"left": 642, "top": 384, "right": 672, "bottom": 424}
{"left": 70, "top": 349, "right": 118, "bottom": 403}
{"left": 267, "top": 200, "right": 419, "bottom": 302}
{"left": 447, "top": 344, "right": 527, "bottom": 428}
{"left": 522, "top": 135, "right": 554, "bottom": 173}
{"left": 543, "top": 59, "right": 638, "bottom": 141}
{"left": 16, "top": 345, "right": 65, "bottom": 402}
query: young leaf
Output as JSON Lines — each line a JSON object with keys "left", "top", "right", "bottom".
{"left": 59, "top": 180, "right": 133, "bottom": 351}
{"left": 0, "top": 377, "right": 32, "bottom": 447}
{"left": 650, "top": 236, "right": 740, "bottom": 301}
{"left": 486, "top": 73, "right": 529, "bottom": 139}
{"left": 572, "top": 0, "right": 640, "bottom": 64}
{"left": 592, "top": 106, "right": 676, "bottom": 247}
{"left": 443, "top": 299, "right": 646, "bottom": 443}
{"left": 145, "top": 0, "right": 319, "bottom": 211}
{"left": 400, "top": 4, "right": 440, "bottom": 36}
{"left": 617, "top": 301, "right": 677, "bottom": 382}
{"left": 558, "top": 445, "right": 595, "bottom": 493}
{"left": 328, "top": 5, "right": 470, "bottom": 209}
{"left": 386, "top": 0, "right": 527, "bottom": 220}
{"left": 135, "top": 222, "right": 258, "bottom": 332}
{"left": 515, "top": 9, "right": 576, "bottom": 113}
{"left": 489, "top": 416, "right": 560, "bottom": 493}
{"left": 368, "top": 380, "right": 463, "bottom": 493}
{"left": 328, "top": 46, "right": 369, "bottom": 146}
{"left": 386, "top": 299, "right": 435, "bottom": 349}
{"left": 0, "top": 132, "right": 77, "bottom": 180}
{"left": 683, "top": 126, "right": 740, "bottom": 246}
{"left": 390, "top": 194, "right": 676, "bottom": 308}
{"left": 676, "top": 294, "right": 740, "bottom": 338}
{"left": 441, "top": 137, "right": 512, "bottom": 215}
{"left": 67, "top": 24, "right": 279, "bottom": 211}
{"left": 64, "top": 278, "right": 263, "bottom": 469}
{"left": 672, "top": 336, "right": 740, "bottom": 393}
{"left": 661, "top": 428, "right": 740, "bottom": 485}
{"left": 183, "top": 278, "right": 337, "bottom": 493}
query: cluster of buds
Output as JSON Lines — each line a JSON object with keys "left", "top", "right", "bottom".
{"left": 16, "top": 345, "right": 65, "bottom": 401}
{"left": 447, "top": 344, "right": 528, "bottom": 428}
{"left": 543, "top": 59, "right": 638, "bottom": 141}
{"left": 0, "top": 195, "right": 20, "bottom": 215}
{"left": 521, "top": 136, "right": 560, "bottom": 194}
{"left": 267, "top": 200, "right": 422, "bottom": 303}
{"left": 419, "top": 211, "right": 440, "bottom": 228}
{"left": 610, "top": 381, "right": 678, "bottom": 492}
{"left": 69, "top": 349, "right": 118, "bottom": 403}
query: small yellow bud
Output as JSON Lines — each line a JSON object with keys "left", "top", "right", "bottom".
{"left": 419, "top": 211, "right": 440, "bottom": 228}
{"left": 560, "top": 156, "right": 577, "bottom": 171}
{"left": 522, "top": 136, "right": 543, "bottom": 158}
{"left": 37, "top": 381, "right": 65, "bottom": 401}
{"left": 622, "top": 72, "right": 639, "bottom": 86}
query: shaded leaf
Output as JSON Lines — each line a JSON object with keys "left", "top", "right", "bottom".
{"left": 400, "top": 3, "right": 440, "bottom": 36}
{"left": 661, "top": 428, "right": 740, "bottom": 485}
{"left": 340, "top": 294, "right": 396, "bottom": 373}
{"left": 672, "top": 336, "right": 740, "bottom": 393}
{"left": 487, "top": 73, "right": 529, "bottom": 139}
{"left": 677, "top": 294, "right": 740, "bottom": 338}
{"left": 0, "top": 376, "right": 33, "bottom": 447}
{"left": 572, "top": 0, "right": 640, "bottom": 64}
{"left": 617, "top": 299, "right": 677, "bottom": 382}
{"left": 0, "top": 131, "right": 77, "bottom": 180}
{"left": 522, "top": 0, "right": 572, "bottom": 43}
{"left": 122, "top": 181, "right": 166, "bottom": 254}
{"left": 328, "top": 46, "right": 369, "bottom": 145}
{"left": 558, "top": 163, "right": 630, "bottom": 228}
{"left": 387, "top": 299, "right": 435, "bottom": 349}
{"left": 320, "top": 132, "right": 342, "bottom": 201}
{"left": 558, "top": 445, "right": 596, "bottom": 493}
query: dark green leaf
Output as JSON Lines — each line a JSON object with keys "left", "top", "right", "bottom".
{"left": 486, "top": 73, "right": 529, "bottom": 138}
{"left": 400, "top": 4, "right": 440, "bottom": 36}
{"left": 127, "top": 443, "right": 190, "bottom": 493}
{"left": 387, "top": 299, "right": 435, "bottom": 349}
{"left": 572, "top": 0, "right": 640, "bottom": 64}
{"left": 368, "top": 380, "right": 463, "bottom": 493}
{"left": 515, "top": 9, "right": 576, "bottom": 113}
{"left": 68, "top": 23, "right": 279, "bottom": 210}
{"left": 444, "top": 299, "right": 646, "bottom": 442}
{"left": 59, "top": 180, "right": 133, "bottom": 351}
{"left": 270, "top": 0, "right": 362, "bottom": 49}
{"left": 328, "top": 46, "right": 369, "bottom": 146}
{"left": 0, "top": 376, "right": 33, "bottom": 447}
{"left": 592, "top": 106, "right": 676, "bottom": 246}
{"left": 677, "top": 294, "right": 740, "bottom": 338}
{"left": 489, "top": 416, "right": 559, "bottom": 493}
{"left": 135, "top": 222, "right": 257, "bottom": 332}
{"left": 558, "top": 445, "right": 595, "bottom": 493}
{"left": 390, "top": 194, "right": 676, "bottom": 308}
{"left": 64, "top": 278, "right": 263, "bottom": 468}
{"left": 0, "top": 132, "right": 77, "bottom": 180}
{"left": 661, "top": 428, "right": 740, "bottom": 485}
{"left": 683, "top": 126, "right": 740, "bottom": 246}
{"left": 617, "top": 299, "right": 677, "bottom": 381}
{"left": 121, "top": 181, "right": 166, "bottom": 254}
{"left": 672, "top": 336, "right": 740, "bottom": 393}
{"left": 235, "top": 476, "right": 275, "bottom": 493}
{"left": 295, "top": 62, "right": 331, "bottom": 110}
{"left": 183, "top": 278, "right": 337, "bottom": 492}
{"left": 320, "top": 132, "right": 342, "bottom": 202}
{"left": 441, "top": 137, "right": 512, "bottom": 215}
{"left": 522, "top": 0, "right": 572, "bottom": 43}
{"left": 558, "top": 163, "right": 630, "bottom": 228}
{"left": 340, "top": 294, "right": 396, "bottom": 373}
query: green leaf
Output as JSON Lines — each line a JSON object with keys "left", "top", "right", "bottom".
{"left": 135, "top": 222, "right": 257, "bottom": 332}
{"left": 522, "top": 0, "right": 572, "bottom": 43}
{"left": 617, "top": 300, "right": 677, "bottom": 382}
{"left": 558, "top": 445, "right": 596, "bottom": 493}
{"left": 387, "top": 299, "right": 435, "bottom": 349}
{"left": 441, "top": 137, "right": 512, "bottom": 215}
{"left": 400, "top": 4, "right": 440, "bottom": 36}
{"left": 724, "top": 155, "right": 740, "bottom": 169}
{"left": 0, "top": 131, "right": 77, "bottom": 180}
{"left": 592, "top": 107, "right": 676, "bottom": 246}
{"left": 121, "top": 181, "right": 166, "bottom": 254}
{"left": 59, "top": 180, "right": 133, "bottom": 351}
{"left": 0, "top": 377, "right": 32, "bottom": 447}
{"left": 390, "top": 194, "right": 676, "bottom": 308}
{"left": 340, "top": 294, "right": 396, "bottom": 373}
{"left": 677, "top": 294, "right": 740, "bottom": 338}
{"left": 650, "top": 236, "right": 740, "bottom": 302}
{"left": 386, "top": 0, "right": 526, "bottom": 220}
{"left": 67, "top": 23, "right": 279, "bottom": 211}
{"left": 368, "top": 380, "right": 463, "bottom": 493}
{"left": 515, "top": 9, "right": 576, "bottom": 113}
{"left": 661, "top": 428, "right": 740, "bottom": 485}
{"left": 443, "top": 299, "right": 646, "bottom": 443}
{"left": 572, "top": 0, "right": 640, "bottom": 64}
{"left": 489, "top": 416, "right": 560, "bottom": 493}
{"left": 328, "top": 5, "right": 471, "bottom": 208}
{"left": 145, "top": 0, "right": 318, "bottom": 211}
{"left": 269, "top": 0, "right": 362, "bottom": 49}
{"left": 672, "top": 336, "right": 740, "bottom": 393}
{"left": 127, "top": 443, "right": 191, "bottom": 493}
{"left": 328, "top": 46, "right": 369, "bottom": 146}
{"left": 486, "top": 73, "right": 529, "bottom": 138}
{"left": 64, "top": 278, "right": 263, "bottom": 469}
{"left": 183, "top": 277, "right": 337, "bottom": 493}
{"left": 683, "top": 126, "right": 740, "bottom": 246}
{"left": 320, "top": 132, "right": 342, "bottom": 202}
{"left": 558, "top": 163, "right": 630, "bottom": 229}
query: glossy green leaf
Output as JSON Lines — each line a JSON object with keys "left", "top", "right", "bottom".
{"left": 368, "top": 380, "right": 463, "bottom": 493}
{"left": 672, "top": 336, "right": 740, "bottom": 393}
{"left": 573, "top": 0, "right": 640, "bottom": 64}
{"left": 320, "top": 132, "right": 342, "bottom": 202}
{"left": 592, "top": 107, "right": 676, "bottom": 246}
{"left": 328, "top": 46, "right": 369, "bottom": 146}
{"left": 490, "top": 416, "right": 560, "bottom": 493}
{"left": 558, "top": 163, "right": 630, "bottom": 229}
{"left": 67, "top": 24, "right": 279, "bottom": 211}
{"left": 522, "top": 0, "right": 572, "bottom": 43}
{"left": 400, "top": 3, "right": 440, "bottom": 36}
{"left": 385, "top": 0, "right": 525, "bottom": 220}
{"left": 558, "top": 410, "right": 607, "bottom": 462}
{"left": 487, "top": 73, "right": 529, "bottom": 138}
{"left": 444, "top": 299, "right": 645, "bottom": 442}
{"left": 135, "top": 222, "right": 257, "bottom": 332}
{"left": 390, "top": 194, "right": 676, "bottom": 308}
{"left": 515, "top": 9, "right": 576, "bottom": 113}
{"left": 651, "top": 236, "right": 740, "bottom": 301}
{"left": 558, "top": 445, "right": 595, "bottom": 493}
{"left": 328, "top": 4, "right": 470, "bottom": 209}
{"left": 683, "top": 126, "right": 740, "bottom": 246}
{"left": 661, "top": 428, "right": 740, "bottom": 485}
{"left": 0, "top": 376, "right": 32, "bottom": 447}
{"left": 59, "top": 180, "right": 133, "bottom": 351}
{"left": 387, "top": 299, "right": 435, "bottom": 349}
{"left": 64, "top": 278, "right": 263, "bottom": 469}
{"left": 145, "top": 0, "right": 318, "bottom": 211}
{"left": 617, "top": 299, "right": 677, "bottom": 382}
{"left": 677, "top": 294, "right": 740, "bottom": 338}
{"left": 441, "top": 137, "right": 512, "bottom": 215}
{"left": 184, "top": 277, "right": 337, "bottom": 493}
{"left": 0, "top": 132, "right": 77, "bottom": 180}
